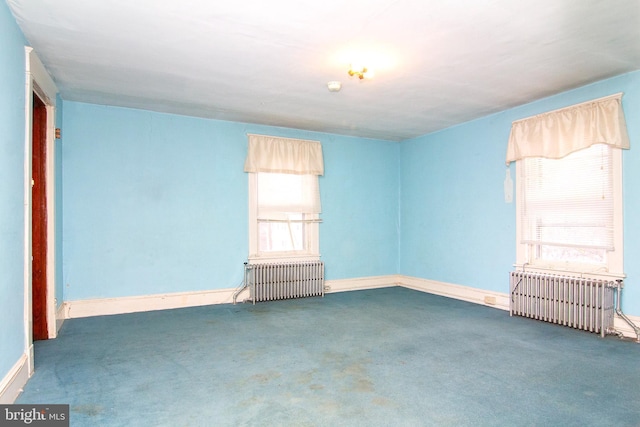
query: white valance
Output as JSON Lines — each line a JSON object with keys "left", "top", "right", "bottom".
{"left": 244, "top": 134, "right": 324, "bottom": 175}
{"left": 506, "top": 93, "right": 630, "bottom": 165}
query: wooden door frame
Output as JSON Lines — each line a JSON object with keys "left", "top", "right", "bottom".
{"left": 23, "top": 47, "right": 58, "bottom": 375}
{"left": 32, "top": 92, "right": 48, "bottom": 341}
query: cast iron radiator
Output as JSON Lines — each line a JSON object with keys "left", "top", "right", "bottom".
{"left": 509, "top": 271, "right": 616, "bottom": 337}
{"left": 245, "top": 261, "right": 325, "bottom": 304}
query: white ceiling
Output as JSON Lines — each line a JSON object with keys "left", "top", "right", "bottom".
{"left": 7, "top": 0, "right": 640, "bottom": 141}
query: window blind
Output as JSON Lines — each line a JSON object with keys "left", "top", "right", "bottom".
{"left": 257, "top": 173, "right": 321, "bottom": 219}
{"left": 520, "top": 144, "right": 614, "bottom": 251}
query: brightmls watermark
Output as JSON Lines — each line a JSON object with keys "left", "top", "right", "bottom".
{"left": 0, "top": 405, "right": 68, "bottom": 426}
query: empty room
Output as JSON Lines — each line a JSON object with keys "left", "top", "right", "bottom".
{"left": 1, "top": 0, "right": 640, "bottom": 425}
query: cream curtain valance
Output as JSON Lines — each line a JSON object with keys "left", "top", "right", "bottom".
{"left": 244, "top": 134, "right": 324, "bottom": 175}
{"left": 505, "top": 93, "right": 630, "bottom": 165}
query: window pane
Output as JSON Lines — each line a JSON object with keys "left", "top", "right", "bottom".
{"left": 538, "top": 245, "right": 606, "bottom": 265}
{"left": 249, "top": 171, "right": 320, "bottom": 258}
{"left": 520, "top": 144, "right": 614, "bottom": 262}
{"left": 258, "top": 214, "right": 304, "bottom": 252}
{"left": 257, "top": 173, "right": 321, "bottom": 215}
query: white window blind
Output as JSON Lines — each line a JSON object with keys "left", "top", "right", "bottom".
{"left": 257, "top": 173, "right": 321, "bottom": 219}
{"left": 254, "top": 173, "right": 320, "bottom": 255}
{"left": 519, "top": 144, "right": 614, "bottom": 266}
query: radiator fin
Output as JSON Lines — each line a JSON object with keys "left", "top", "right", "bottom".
{"left": 509, "top": 271, "right": 615, "bottom": 337}
{"left": 246, "top": 261, "right": 324, "bottom": 303}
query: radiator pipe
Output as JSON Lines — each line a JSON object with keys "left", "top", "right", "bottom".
{"left": 232, "top": 262, "right": 250, "bottom": 305}
{"left": 613, "top": 280, "right": 640, "bottom": 343}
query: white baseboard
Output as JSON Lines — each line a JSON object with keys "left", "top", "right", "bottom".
{"left": 614, "top": 315, "right": 640, "bottom": 341}
{"left": 63, "top": 288, "right": 237, "bottom": 319}
{"left": 56, "top": 303, "right": 66, "bottom": 333}
{"left": 0, "top": 354, "right": 29, "bottom": 404}
{"left": 61, "top": 276, "right": 398, "bottom": 319}
{"left": 398, "top": 275, "right": 510, "bottom": 311}
{"left": 325, "top": 275, "right": 398, "bottom": 293}
{"left": 58, "top": 275, "right": 640, "bottom": 341}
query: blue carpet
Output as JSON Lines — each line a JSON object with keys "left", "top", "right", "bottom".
{"left": 17, "top": 287, "right": 640, "bottom": 426}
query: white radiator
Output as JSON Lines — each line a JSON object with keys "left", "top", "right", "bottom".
{"left": 245, "top": 261, "right": 325, "bottom": 304}
{"left": 509, "top": 271, "right": 616, "bottom": 337}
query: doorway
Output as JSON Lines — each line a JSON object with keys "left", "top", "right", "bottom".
{"left": 32, "top": 92, "right": 48, "bottom": 341}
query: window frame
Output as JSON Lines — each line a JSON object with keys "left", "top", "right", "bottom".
{"left": 248, "top": 172, "right": 320, "bottom": 263}
{"left": 515, "top": 145, "right": 624, "bottom": 278}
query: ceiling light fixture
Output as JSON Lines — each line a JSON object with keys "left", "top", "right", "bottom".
{"left": 348, "top": 65, "right": 373, "bottom": 80}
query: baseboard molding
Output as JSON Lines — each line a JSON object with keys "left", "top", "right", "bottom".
{"left": 63, "top": 288, "right": 237, "bottom": 319}
{"left": 325, "top": 275, "right": 398, "bottom": 293}
{"left": 398, "top": 275, "right": 510, "bottom": 311}
{"left": 62, "top": 276, "right": 398, "bottom": 319}
{"left": 0, "top": 354, "right": 29, "bottom": 404}
{"left": 614, "top": 315, "right": 640, "bottom": 341}
{"left": 56, "top": 303, "right": 66, "bottom": 333}
{"left": 58, "top": 275, "right": 640, "bottom": 341}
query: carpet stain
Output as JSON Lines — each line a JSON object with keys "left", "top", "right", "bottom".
{"left": 354, "top": 378, "right": 374, "bottom": 393}
{"left": 323, "top": 351, "right": 375, "bottom": 393}
{"left": 239, "top": 396, "right": 260, "bottom": 406}
{"left": 71, "top": 404, "right": 103, "bottom": 417}
{"left": 229, "top": 371, "right": 283, "bottom": 390}
{"left": 249, "top": 371, "right": 282, "bottom": 384}
{"left": 240, "top": 349, "right": 259, "bottom": 362}
{"left": 372, "top": 397, "right": 395, "bottom": 407}
{"left": 296, "top": 369, "right": 318, "bottom": 385}
{"left": 309, "top": 384, "right": 324, "bottom": 390}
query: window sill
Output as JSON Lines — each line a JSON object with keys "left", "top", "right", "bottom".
{"left": 249, "top": 254, "right": 321, "bottom": 264}
{"left": 512, "top": 263, "right": 625, "bottom": 280}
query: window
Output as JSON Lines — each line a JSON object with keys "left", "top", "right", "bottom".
{"left": 516, "top": 144, "right": 623, "bottom": 274}
{"left": 507, "top": 93, "right": 630, "bottom": 276}
{"left": 244, "top": 134, "right": 323, "bottom": 262}
{"left": 249, "top": 172, "right": 320, "bottom": 260}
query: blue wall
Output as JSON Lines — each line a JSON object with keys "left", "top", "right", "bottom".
{"left": 61, "top": 102, "right": 399, "bottom": 300}
{"left": 400, "top": 71, "right": 640, "bottom": 315}
{"left": 320, "top": 133, "right": 399, "bottom": 279}
{"left": 0, "top": 0, "right": 27, "bottom": 385}
{"left": 63, "top": 72, "right": 640, "bottom": 317}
